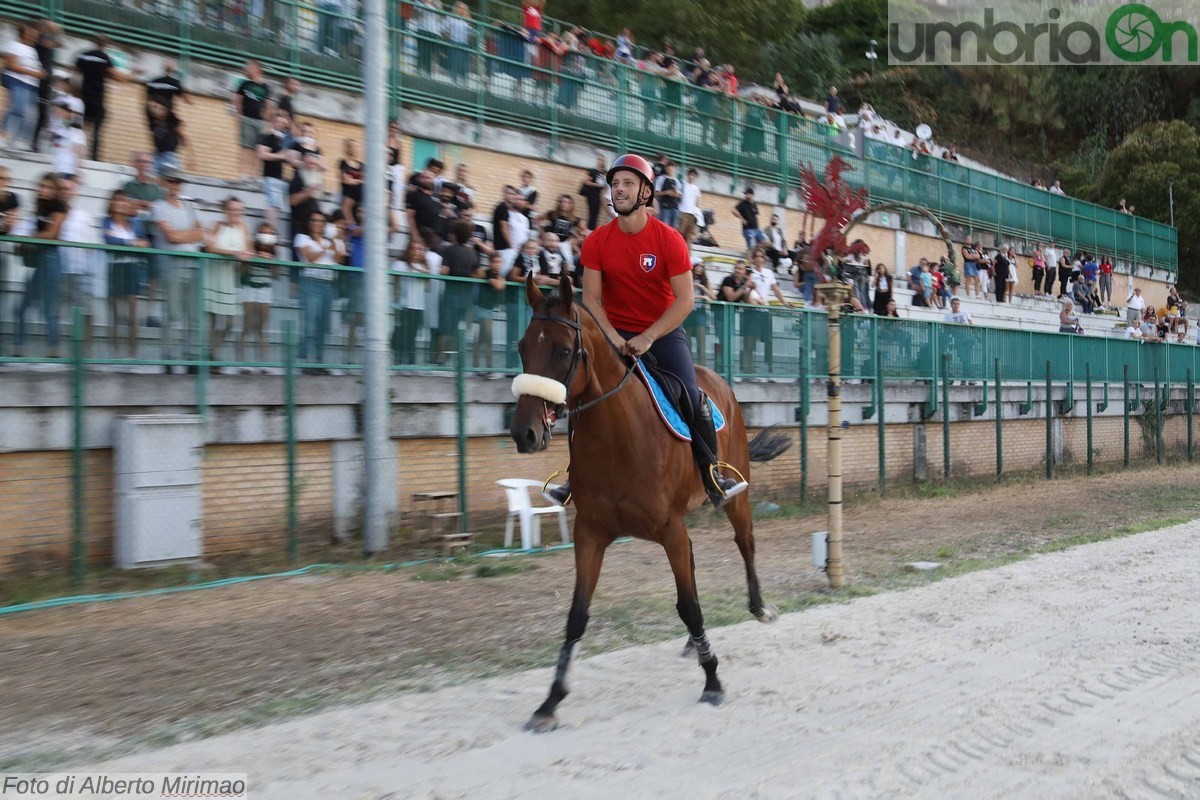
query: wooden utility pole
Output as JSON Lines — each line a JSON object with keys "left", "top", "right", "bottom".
{"left": 815, "top": 283, "right": 850, "bottom": 590}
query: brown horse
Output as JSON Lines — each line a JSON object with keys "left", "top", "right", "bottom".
{"left": 510, "top": 271, "right": 791, "bottom": 732}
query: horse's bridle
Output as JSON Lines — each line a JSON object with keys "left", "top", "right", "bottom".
{"left": 527, "top": 300, "right": 636, "bottom": 424}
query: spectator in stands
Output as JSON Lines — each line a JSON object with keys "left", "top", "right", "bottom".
{"left": 944, "top": 296, "right": 973, "bottom": 325}
{"left": 678, "top": 166, "right": 702, "bottom": 244}
{"left": 992, "top": 246, "right": 1011, "bottom": 304}
{"left": 14, "top": 173, "right": 65, "bottom": 358}
{"left": 1126, "top": 286, "right": 1146, "bottom": 327}
{"left": 579, "top": 155, "right": 606, "bottom": 231}
{"left": 257, "top": 110, "right": 291, "bottom": 226}
{"left": 1139, "top": 308, "right": 1159, "bottom": 341}
{"left": 204, "top": 197, "right": 253, "bottom": 371}
{"left": 102, "top": 189, "right": 150, "bottom": 358}
{"left": 1071, "top": 272, "right": 1092, "bottom": 314}
{"left": 517, "top": 168, "right": 539, "bottom": 217}
{"left": 473, "top": 252, "right": 506, "bottom": 374}
{"left": 1049, "top": 180, "right": 1065, "bottom": 196}
{"left": 30, "top": 19, "right": 60, "bottom": 155}
{"left": 535, "top": 229, "right": 568, "bottom": 285}
{"left": 1059, "top": 300, "right": 1082, "bottom": 333}
{"left": 147, "top": 98, "right": 189, "bottom": 177}
{"left": 746, "top": 248, "right": 793, "bottom": 376}
{"left": 413, "top": 0, "right": 443, "bottom": 76}
{"left": 121, "top": 153, "right": 162, "bottom": 299}
{"left": 0, "top": 166, "right": 18, "bottom": 237}
{"left": 152, "top": 167, "right": 206, "bottom": 373}
{"left": 338, "top": 207, "right": 365, "bottom": 362}
{"left": 275, "top": 75, "right": 298, "bottom": 122}
{"left": 74, "top": 34, "right": 135, "bottom": 162}
{"left": 291, "top": 120, "right": 323, "bottom": 160}
{"left": 339, "top": 138, "right": 364, "bottom": 221}
{"left": 1004, "top": 246, "right": 1019, "bottom": 302}
{"left": 433, "top": 218, "right": 483, "bottom": 359}
{"left": 1117, "top": 197, "right": 1132, "bottom": 215}
{"left": 231, "top": 59, "right": 271, "bottom": 182}
{"left": 3, "top": 22, "right": 47, "bottom": 151}
{"left": 615, "top": 27, "right": 634, "bottom": 63}
{"left": 288, "top": 150, "right": 326, "bottom": 258}
{"left": 733, "top": 187, "right": 767, "bottom": 254}
{"left": 387, "top": 119, "right": 404, "bottom": 209}
{"left": 1055, "top": 247, "right": 1073, "bottom": 298}
{"left": 294, "top": 208, "right": 344, "bottom": 371}
{"left": 1098, "top": 255, "right": 1114, "bottom": 306}
{"left": 919, "top": 260, "right": 934, "bottom": 306}
{"left": 241, "top": 222, "right": 280, "bottom": 370}
{"left": 1081, "top": 252, "right": 1098, "bottom": 297}
{"left": 763, "top": 213, "right": 787, "bottom": 272}
{"left": 543, "top": 194, "right": 584, "bottom": 243}
{"left": 1031, "top": 243, "right": 1047, "bottom": 296}
{"left": 50, "top": 95, "right": 86, "bottom": 181}
{"left": 406, "top": 173, "right": 443, "bottom": 249}
{"left": 522, "top": 0, "right": 544, "bottom": 37}
{"left": 57, "top": 178, "right": 103, "bottom": 352}
{"left": 452, "top": 163, "right": 475, "bottom": 206}
{"left": 961, "top": 235, "right": 982, "bottom": 299}
{"left": 493, "top": 184, "right": 530, "bottom": 271}
{"left": 392, "top": 238, "right": 432, "bottom": 365}
{"left": 654, "top": 160, "right": 682, "bottom": 228}
{"left": 144, "top": 59, "right": 190, "bottom": 117}
{"left": 685, "top": 257, "right": 715, "bottom": 366}
{"left": 872, "top": 263, "right": 892, "bottom": 315}
{"left": 444, "top": 2, "right": 474, "bottom": 84}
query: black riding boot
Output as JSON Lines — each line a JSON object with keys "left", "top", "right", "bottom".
{"left": 544, "top": 480, "right": 571, "bottom": 506}
{"left": 692, "top": 395, "right": 749, "bottom": 508}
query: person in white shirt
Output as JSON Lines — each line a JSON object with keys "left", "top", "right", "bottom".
{"left": 1049, "top": 180, "right": 1066, "bottom": 195}
{"left": 50, "top": 99, "right": 87, "bottom": 180}
{"left": 744, "top": 248, "right": 795, "bottom": 378}
{"left": 944, "top": 297, "right": 973, "bottom": 325}
{"left": 1124, "top": 323, "right": 1142, "bottom": 341}
{"left": 57, "top": 179, "right": 103, "bottom": 346}
{"left": 294, "top": 208, "right": 346, "bottom": 370}
{"left": 2, "top": 22, "right": 46, "bottom": 150}
{"left": 677, "top": 166, "right": 702, "bottom": 243}
{"left": 1125, "top": 286, "right": 1146, "bottom": 327}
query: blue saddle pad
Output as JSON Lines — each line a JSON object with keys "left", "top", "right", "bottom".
{"left": 633, "top": 360, "right": 726, "bottom": 442}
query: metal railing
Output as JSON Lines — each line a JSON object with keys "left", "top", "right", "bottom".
{"left": 1, "top": 0, "right": 1178, "bottom": 275}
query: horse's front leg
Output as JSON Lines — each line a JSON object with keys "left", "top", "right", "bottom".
{"left": 663, "top": 520, "right": 723, "bottom": 705}
{"left": 525, "top": 526, "right": 609, "bottom": 733}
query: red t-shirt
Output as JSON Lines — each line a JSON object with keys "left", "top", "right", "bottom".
{"left": 582, "top": 215, "right": 691, "bottom": 332}
{"left": 523, "top": 4, "right": 543, "bottom": 30}
{"left": 1099, "top": 261, "right": 1113, "bottom": 275}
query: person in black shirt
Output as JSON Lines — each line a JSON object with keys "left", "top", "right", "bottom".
{"left": 257, "top": 111, "right": 292, "bottom": 225}
{"left": 146, "top": 99, "right": 188, "bottom": 177}
{"left": 144, "top": 59, "right": 190, "bottom": 115}
{"left": 74, "top": 34, "right": 133, "bottom": 162}
{"left": 288, "top": 151, "right": 325, "bottom": 259}
{"left": 405, "top": 174, "right": 443, "bottom": 249}
{"left": 579, "top": 155, "right": 605, "bottom": 230}
{"left": 543, "top": 194, "right": 583, "bottom": 242}
{"left": 435, "top": 218, "right": 484, "bottom": 359}
{"left": 0, "top": 166, "right": 19, "bottom": 235}
{"left": 339, "top": 137, "right": 364, "bottom": 221}
{"left": 492, "top": 190, "right": 514, "bottom": 253}
{"left": 31, "top": 19, "right": 61, "bottom": 155}
{"left": 732, "top": 187, "right": 767, "bottom": 254}
{"left": 277, "top": 76, "right": 300, "bottom": 121}
{"left": 231, "top": 59, "right": 270, "bottom": 181}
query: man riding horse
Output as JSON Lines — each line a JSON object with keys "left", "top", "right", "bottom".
{"left": 540, "top": 153, "right": 748, "bottom": 508}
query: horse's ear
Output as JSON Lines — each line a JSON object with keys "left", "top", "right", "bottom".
{"left": 558, "top": 270, "right": 574, "bottom": 312}
{"left": 525, "top": 271, "right": 543, "bottom": 312}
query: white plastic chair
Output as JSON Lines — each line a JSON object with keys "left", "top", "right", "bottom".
{"left": 496, "top": 479, "right": 570, "bottom": 550}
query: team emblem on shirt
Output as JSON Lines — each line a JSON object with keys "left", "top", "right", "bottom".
{"left": 640, "top": 254, "right": 657, "bottom": 272}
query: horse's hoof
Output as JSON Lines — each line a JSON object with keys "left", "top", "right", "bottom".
{"left": 681, "top": 639, "right": 696, "bottom": 658}
{"left": 524, "top": 713, "right": 559, "bottom": 733}
{"left": 699, "top": 690, "right": 725, "bottom": 706}
{"left": 754, "top": 603, "right": 779, "bottom": 624}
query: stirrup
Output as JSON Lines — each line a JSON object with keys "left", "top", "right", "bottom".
{"left": 542, "top": 470, "right": 571, "bottom": 507}
{"left": 706, "top": 462, "right": 749, "bottom": 509}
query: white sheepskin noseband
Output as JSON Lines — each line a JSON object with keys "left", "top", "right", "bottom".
{"left": 512, "top": 373, "right": 568, "bottom": 405}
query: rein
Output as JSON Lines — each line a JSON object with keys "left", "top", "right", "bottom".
{"left": 529, "top": 299, "right": 636, "bottom": 419}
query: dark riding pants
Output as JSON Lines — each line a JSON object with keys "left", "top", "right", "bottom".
{"left": 617, "top": 326, "right": 701, "bottom": 414}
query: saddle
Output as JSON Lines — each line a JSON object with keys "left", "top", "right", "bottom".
{"left": 633, "top": 356, "right": 726, "bottom": 443}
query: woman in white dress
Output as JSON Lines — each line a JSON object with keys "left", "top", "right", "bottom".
{"left": 204, "top": 197, "right": 253, "bottom": 371}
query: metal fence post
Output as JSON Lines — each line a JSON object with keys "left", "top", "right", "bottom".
{"left": 1124, "top": 364, "right": 1131, "bottom": 468}
{"left": 1155, "top": 362, "right": 1164, "bottom": 465}
{"left": 1046, "top": 360, "right": 1054, "bottom": 480}
{"left": 799, "top": 346, "right": 808, "bottom": 503}
{"left": 995, "top": 357, "right": 1003, "bottom": 480}
{"left": 1086, "top": 362, "right": 1093, "bottom": 476}
{"left": 1188, "top": 368, "right": 1194, "bottom": 463}
{"left": 71, "top": 307, "right": 86, "bottom": 587}
{"left": 876, "top": 349, "right": 886, "bottom": 495}
{"left": 456, "top": 326, "right": 470, "bottom": 532}
{"left": 941, "top": 352, "right": 950, "bottom": 480}
{"left": 285, "top": 321, "right": 299, "bottom": 563}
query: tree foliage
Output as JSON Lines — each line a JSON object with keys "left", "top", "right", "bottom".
{"left": 761, "top": 32, "right": 848, "bottom": 100}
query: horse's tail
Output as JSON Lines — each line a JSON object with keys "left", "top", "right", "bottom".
{"left": 747, "top": 426, "right": 792, "bottom": 463}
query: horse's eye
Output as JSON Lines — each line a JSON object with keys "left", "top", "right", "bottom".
{"left": 556, "top": 346, "right": 572, "bottom": 360}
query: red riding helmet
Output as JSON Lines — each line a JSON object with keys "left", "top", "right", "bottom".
{"left": 605, "top": 153, "right": 656, "bottom": 203}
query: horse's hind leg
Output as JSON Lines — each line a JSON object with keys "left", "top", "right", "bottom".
{"left": 663, "top": 520, "right": 723, "bottom": 705}
{"left": 525, "top": 528, "right": 609, "bottom": 733}
{"left": 725, "top": 491, "right": 778, "bottom": 623}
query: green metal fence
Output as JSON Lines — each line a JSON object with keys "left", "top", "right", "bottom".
{"left": 1, "top": 0, "right": 1178, "bottom": 275}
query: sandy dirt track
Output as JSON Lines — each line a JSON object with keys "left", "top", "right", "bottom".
{"left": 84, "top": 521, "right": 1200, "bottom": 799}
